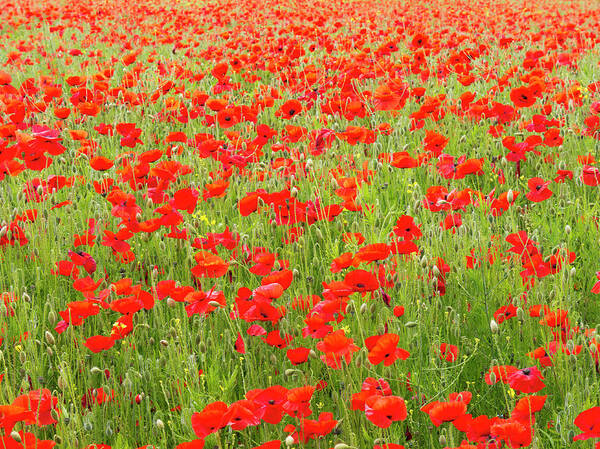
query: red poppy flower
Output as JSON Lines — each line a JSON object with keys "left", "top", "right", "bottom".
{"left": 526, "top": 177, "right": 553, "bottom": 202}
{"left": 365, "top": 333, "right": 410, "bottom": 366}
{"left": 510, "top": 86, "right": 536, "bottom": 108}
{"left": 508, "top": 367, "right": 546, "bottom": 393}
{"left": 275, "top": 100, "right": 303, "bottom": 119}
{"left": 364, "top": 395, "right": 407, "bottom": 428}
{"left": 439, "top": 343, "right": 459, "bottom": 362}
{"left": 574, "top": 406, "right": 600, "bottom": 440}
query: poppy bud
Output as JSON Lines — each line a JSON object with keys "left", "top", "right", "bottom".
{"left": 334, "top": 444, "right": 353, "bottom": 449}
{"left": 270, "top": 354, "right": 278, "bottom": 364}
{"left": 432, "top": 265, "right": 440, "bottom": 277}
{"left": 57, "top": 376, "right": 66, "bottom": 390}
{"left": 285, "top": 369, "right": 299, "bottom": 377}
{"left": 122, "top": 377, "right": 133, "bottom": 392}
{"left": 10, "top": 431, "right": 21, "bottom": 443}
{"left": 19, "top": 351, "right": 26, "bottom": 364}
{"left": 90, "top": 366, "right": 102, "bottom": 374}
{"left": 567, "top": 430, "right": 575, "bottom": 442}
{"left": 405, "top": 321, "right": 418, "bottom": 328}
{"left": 160, "top": 339, "right": 169, "bottom": 347}
{"left": 488, "top": 371, "right": 497, "bottom": 385}
{"left": 516, "top": 307, "right": 525, "bottom": 321}
{"left": 47, "top": 347, "right": 53, "bottom": 357}
{"left": 309, "top": 349, "right": 318, "bottom": 359}
{"left": 285, "top": 435, "right": 295, "bottom": 446}
{"left": 22, "top": 292, "right": 31, "bottom": 303}
{"left": 45, "top": 331, "right": 55, "bottom": 345}
{"left": 0, "top": 226, "right": 6, "bottom": 237}
{"left": 569, "top": 267, "right": 576, "bottom": 277}
{"left": 290, "top": 186, "right": 298, "bottom": 197}
{"left": 566, "top": 340, "right": 575, "bottom": 353}
{"left": 507, "top": 189, "right": 514, "bottom": 203}
{"left": 501, "top": 157, "right": 507, "bottom": 166}
{"left": 565, "top": 225, "right": 571, "bottom": 235}
{"left": 166, "top": 297, "right": 177, "bottom": 307}
{"left": 199, "top": 342, "right": 207, "bottom": 353}
{"left": 360, "top": 302, "right": 368, "bottom": 314}
{"left": 155, "top": 419, "right": 164, "bottom": 430}
{"left": 490, "top": 319, "right": 499, "bottom": 334}
{"left": 208, "top": 301, "right": 222, "bottom": 308}
{"left": 83, "top": 421, "right": 93, "bottom": 431}
{"left": 314, "top": 227, "right": 324, "bottom": 241}
{"left": 438, "top": 434, "right": 447, "bottom": 446}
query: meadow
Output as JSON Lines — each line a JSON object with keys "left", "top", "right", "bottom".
{"left": 1, "top": 0, "right": 600, "bottom": 447}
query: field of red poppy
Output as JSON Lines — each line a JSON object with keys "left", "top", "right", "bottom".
{"left": 1, "top": 0, "right": 600, "bottom": 447}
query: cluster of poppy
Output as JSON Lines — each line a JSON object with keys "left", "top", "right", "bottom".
{"left": 2, "top": 0, "right": 600, "bottom": 447}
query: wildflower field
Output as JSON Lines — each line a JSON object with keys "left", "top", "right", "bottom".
{"left": 1, "top": 0, "right": 600, "bottom": 447}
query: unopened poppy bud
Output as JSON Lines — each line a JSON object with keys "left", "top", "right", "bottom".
{"left": 160, "top": 339, "right": 169, "bottom": 347}
{"left": 290, "top": 187, "right": 299, "bottom": 198}
{"left": 10, "top": 431, "right": 21, "bottom": 443}
{"left": 57, "top": 376, "right": 66, "bottom": 390}
{"left": 439, "top": 434, "right": 447, "bottom": 446}
{"left": 432, "top": 265, "right": 440, "bottom": 277}
{"left": 90, "top": 366, "right": 102, "bottom": 374}
{"left": 516, "top": 307, "right": 525, "bottom": 321}
{"left": 208, "top": 301, "right": 222, "bottom": 308}
{"left": 19, "top": 351, "right": 26, "bottom": 364}
{"left": 570, "top": 267, "right": 576, "bottom": 277}
{"left": 308, "top": 349, "right": 318, "bottom": 359}
{"left": 284, "top": 369, "right": 299, "bottom": 377}
{"left": 122, "top": 377, "right": 133, "bottom": 391}
{"left": 507, "top": 189, "right": 514, "bottom": 203}
{"left": 47, "top": 347, "right": 53, "bottom": 357}
{"left": 565, "top": 225, "right": 571, "bottom": 235}
{"left": 314, "top": 227, "right": 324, "bottom": 241}
{"left": 490, "top": 319, "right": 499, "bottom": 334}
{"left": 488, "top": 371, "right": 497, "bottom": 384}
{"left": 285, "top": 435, "right": 295, "bottom": 446}
{"left": 155, "top": 419, "right": 164, "bottom": 429}
{"left": 501, "top": 157, "right": 508, "bottom": 166}
{"left": 405, "top": 321, "right": 418, "bottom": 328}
{"left": 566, "top": 340, "right": 575, "bottom": 353}
{"left": 45, "top": 331, "right": 55, "bottom": 345}
{"left": 37, "top": 185, "right": 44, "bottom": 196}
{"left": 567, "top": 430, "right": 575, "bottom": 442}
{"left": 22, "top": 293, "right": 31, "bottom": 303}
{"left": 270, "top": 354, "right": 278, "bottom": 364}
{"left": 199, "top": 342, "right": 207, "bottom": 353}
{"left": 359, "top": 303, "right": 368, "bottom": 314}
{"left": 334, "top": 444, "right": 353, "bottom": 449}
{"left": 0, "top": 226, "right": 6, "bottom": 237}
{"left": 166, "top": 297, "right": 177, "bottom": 307}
